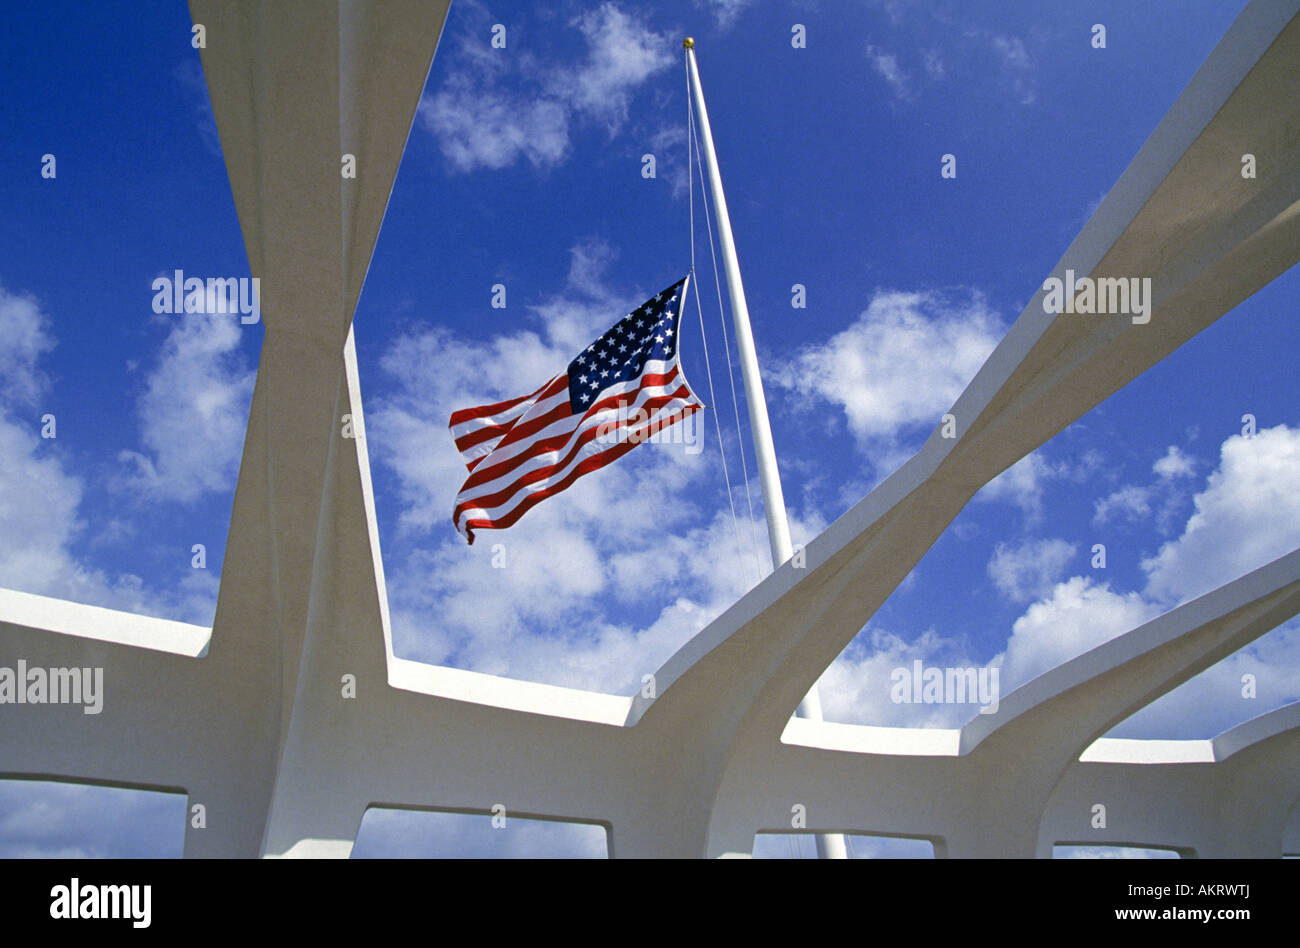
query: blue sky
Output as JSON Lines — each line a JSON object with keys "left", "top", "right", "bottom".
{"left": 1, "top": 0, "right": 1297, "bottom": 858}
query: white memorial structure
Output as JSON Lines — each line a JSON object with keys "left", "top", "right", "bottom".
{"left": 1, "top": 0, "right": 1299, "bottom": 857}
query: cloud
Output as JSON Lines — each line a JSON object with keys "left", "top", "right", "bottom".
{"left": 420, "top": 4, "right": 671, "bottom": 173}
{"left": 117, "top": 316, "right": 255, "bottom": 504}
{"left": 1093, "top": 484, "right": 1152, "bottom": 525}
{"left": 420, "top": 83, "right": 570, "bottom": 172}
{"left": 991, "top": 426, "right": 1300, "bottom": 726}
{"left": 977, "top": 453, "right": 1071, "bottom": 522}
{"left": 694, "top": 0, "right": 752, "bottom": 29}
{"left": 988, "top": 538, "right": 1077, "bottom": 603}
{"left": 0, "top": 289, "right": 123, "bottom": 605}
{"left": 0, "top": 285, "right": 54, "bottom": 407}
{"left": 649, "top": 123, "right": 690, "bottom": 198}
{"left": 816, "top": 626, "right": 992, "bottom": 729}
{"left": 989, "top": 34, "right": 1035, "bottom": 105}
{"left": 1153, "top": 445, "right": 1196, "bottom": 480}
{"left": 771, "top": 288, "right": 1002, "bottom": 474}
{"left": 866, "top": 44, "right": 911, "bottom": 101}
{"left": 1092, "top": 443, "right": 1197, "bottom": 530}
{"left": 921, "top": 48, "right": 945, "bottom": 79}
{"left": 563, "top": 5, "right": 673, "bottom": 134}
{"left": 860, "top": 5, "right": 1037, "bottom": 108}
{"left": 1142, "top": 426, "right": 1300, "bottom": 605}
{"left": 0, "top": 286, "right": 223, "bottom": 624}
{"left": 997, "top": 576, "right": 1161, "bottom": 690}
{"left": 173, "top": 58, "right": 222, "bottom": 159}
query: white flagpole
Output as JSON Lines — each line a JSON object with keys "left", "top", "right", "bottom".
{"left": 684, "top": 37, "right": 847, "bottom": 861}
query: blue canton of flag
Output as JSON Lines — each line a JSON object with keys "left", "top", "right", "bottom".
{"left": 566, "top": 281, "right": 685, "bottom": 412}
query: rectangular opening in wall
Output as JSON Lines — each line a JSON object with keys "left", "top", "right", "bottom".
{"left": 0, "top": 779, "right": 186, "bottom": 858}
{"left": 1053, "top": 844, "right": 1182, "bottom": 859}
{"left": 753, "top": 832, "right": 935, "bottom": 858}
{"left": 353, "top": 806, "right": 608, "bottom": 858}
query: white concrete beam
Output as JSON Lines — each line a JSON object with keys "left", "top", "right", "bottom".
{"left": 627, "top": 0, "right": 1300, "bottom": 857}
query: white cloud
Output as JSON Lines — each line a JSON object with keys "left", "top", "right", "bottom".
{"left": 816, "top": 626, "right": 991, "bottom": 729}
{"left": 866, "top": 44, "right": 911, "bottom": 101}
{"left": 118, "top": 317, "right": 255, "bottom": 504}
{"left": 988, "top": 538, "right": 1077, "bottom": 603}
{"left": 649, "top": 123, "right": 690, "bottom": 198}
{"left": 694, "top": 0, "right": 752, "bottom": 29}
{"left": 0, "top": 285, "right": 54, "bottom": 407}
{"left": 563, "top": 5, "right": 673, "bottom": 134}
{"left": 0, "top": 288, "right": 219, "bottom": 624}
{"left": 771, "top": 289, "right": 1002, "bottom": 473}
{"left": 421, "top": 4, "right": 671, "bottom": 173}
{"left": 0, "top": 289, "right": 108, "bottom": 601}
{"left": 922, "top": 48, "right": 945, "bottom": 79}
{"left": 1142, "top": 426, "right": 1300, "bottom": 605}
{"left": 997, "top": 576, "right": 1160, "bottom": 691}
{"left": 420, "top": 83, "right": 570, "bottom": 172}
{"left": 1092, "top": 444, "right": 1197, "bottom": 529}
{"left": 987, "top": 426, "right": 1300, "bottom": 731}
{"left": 1153, "top": 444, "right": 1196, "bottom": 480}
{"left": 989, "top": 34, "right": 1035, "bottom": 105}
{"left": 975, "top": 449, "right": 1091, "bottom": 522}
{"left": 1093, "top": 483, "right": 1152, "bottom": 525}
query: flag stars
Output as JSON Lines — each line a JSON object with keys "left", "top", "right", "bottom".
{"left": 565, "top": 278, "right": 687, "bottom": 413}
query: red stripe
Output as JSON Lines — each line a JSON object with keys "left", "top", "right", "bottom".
{"left": 453, "top": 390, "right": 695, "bottom": 522}
{"left": 459, "top": 404, "right": 702, "bottom": 544}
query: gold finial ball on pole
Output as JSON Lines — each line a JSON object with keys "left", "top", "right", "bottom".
{"left": 683, "top": 37, "right": 695, "bottom": 49}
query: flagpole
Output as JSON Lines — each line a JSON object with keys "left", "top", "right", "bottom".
{"left": 684, "top": 37, "right": 847, "bottom": 861}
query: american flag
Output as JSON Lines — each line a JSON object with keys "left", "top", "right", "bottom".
{"left": 449, "top": 275, "right": 705, "bottom": 544}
